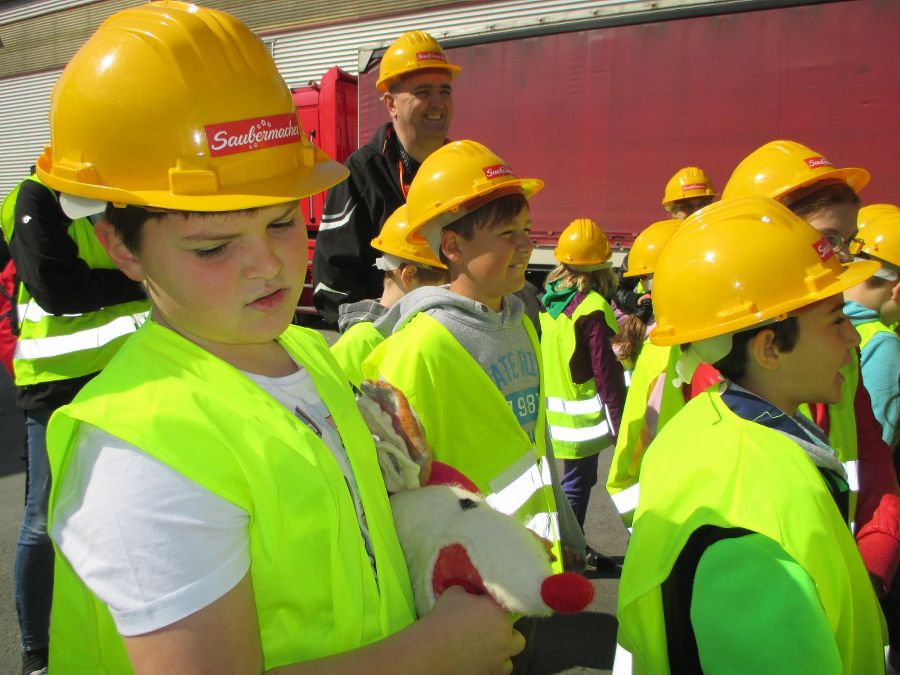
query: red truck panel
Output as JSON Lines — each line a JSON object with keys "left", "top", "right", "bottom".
{"left": 292, "top": 67, "right": 359, "bottom": 314}
{"left": 359, "top": 0, "right": 899, "bottom": 251}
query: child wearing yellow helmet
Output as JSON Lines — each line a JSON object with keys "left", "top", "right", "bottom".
{"left": 844, "top": 204, "right": 900, "bottom": 445}
{"left": 618, "top": 196, "right": 885, "bottom": 673}
{"left": 605, "top": 219, "right": 685, "bottom": 528}
{"left": 40, "top": 3, "right": 523, "bottom": 672}
{"left": 332, "top": 205, "right": 448, "bottom": 387}
{"left": 540, "top": 218, "right": 626, "bottom": 569}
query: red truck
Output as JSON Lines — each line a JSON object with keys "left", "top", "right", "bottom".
{"left": 295, "top": 0, "right": 898, "bottom": 314}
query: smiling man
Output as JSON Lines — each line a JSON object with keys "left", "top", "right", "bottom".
{"left": 312, "top": 31, "right": 460, "bottom": 326}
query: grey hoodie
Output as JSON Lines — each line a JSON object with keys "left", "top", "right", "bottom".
{"left": 336, "top": 299, "right": 388, "bottom": 333}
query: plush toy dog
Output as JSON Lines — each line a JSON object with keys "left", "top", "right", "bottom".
{"left": 358, "top": 380, "right": 594, "bottom": 617}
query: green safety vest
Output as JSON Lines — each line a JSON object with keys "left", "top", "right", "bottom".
{"left": 363, "top": 312, "right": 563, "bottom": 572}
{"left": 856, "top": 318, "right": 894, "bottom": 351}
{"left": 798, "top": 353, "right": 859, "bottom": 525}
{"left": 331, "top": 320, "right": 385, "bottom": 388}
{"left": 46, "top": 321, "right": 415, "bottom": 673}
{"left": 618, "top": 388, "right": 885, "bottom": 675}
{"left": 1, "top": 175, "right": 148, "bottom": 386}
{"left": 539, "top": 292, "right": 619, "bottom": 460}
{"left": 606, "top": 341, "right": 684, "bottom": 525}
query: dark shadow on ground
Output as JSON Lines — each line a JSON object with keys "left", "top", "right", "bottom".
{"left": 530, "top": 611, "right": 618, "bottom": 673}
{"left": 583, "top": 555, "right": 624, "bottom": 580}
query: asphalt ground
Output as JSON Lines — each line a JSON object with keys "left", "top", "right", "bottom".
{"left": 0, "top": 319, "right": 628, "bottom": 674}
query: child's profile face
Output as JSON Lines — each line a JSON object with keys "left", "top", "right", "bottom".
{"left": 129, "top": 203, "right": 306, "bottom": 358}
{"left": 773, "top": 294, "right": 859, "bottom": 408}
{"left": 445, "top": 205, "right": 533, "bottom": 311}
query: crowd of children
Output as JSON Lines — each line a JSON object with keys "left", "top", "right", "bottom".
{"left": 1, "top": 1, "right": 896, "bottom": 673}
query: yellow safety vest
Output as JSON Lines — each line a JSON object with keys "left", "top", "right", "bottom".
{"left": 618, "top": 388, "right": 885, "bottom": 675}
{"left": 0, "top": 175, "right": 148, "bottom": 386}
{"left": 46, "top": 321, "right": 415, "bottom": 673}
{"left": 606, "top": 342, "right": 684, "bottom": 526}
{"left": 539, "top": 292, "right": 619, "bottom": 459}
{"left": 363, "top": 312, "right": 563, "bottom": 571}
{"left": 331, "top": 320, "right": 385, "bottom": 388}
{"left": 856, "top": 319, "right": 894, "bottom": 350}
{"left": 798, "top": 353, "right": 859, "bottom": 526}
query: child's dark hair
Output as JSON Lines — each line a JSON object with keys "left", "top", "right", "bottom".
{"left": 439, "top": 193, "right": 528, "bottom": 265}
{"left": 103, "top": 204, "right": 263, "bottom": 254}
{"left": 103, "top": 204, "right": 156, "bottom": 254}
{"left": 786, "top": 182, "right": 860, "bottom": 218}
{"left": 710, "top": 316, "right": 800, "bottom": 382}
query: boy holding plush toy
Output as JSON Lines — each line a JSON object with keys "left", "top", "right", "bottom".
{"left": 41, "top": 3, "right": 549, "bottom": 672}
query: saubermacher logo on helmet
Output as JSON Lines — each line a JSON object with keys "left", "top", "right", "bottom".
{"left": 804, "top": 156, "right": 834, "bottom": 170}
{"left": 483, "top": 164, "right": 515, "bottom": 180}
{"left": 812, "top": 236, "right": 836, "bottom": 262}
{"left": 205, "top": 113, "right": 302, "bottom": 157}
{"left": 680, "top": 182, "right": 707, "bottom": 192}
{"left": 416, "top": 51, "right": 447, "bottom": 62}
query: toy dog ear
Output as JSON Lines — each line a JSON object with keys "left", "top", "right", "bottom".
{"left": 358, "top": 379, "right": 433, "bottom": 492}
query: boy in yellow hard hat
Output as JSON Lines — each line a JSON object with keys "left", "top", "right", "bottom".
{"left": 722, "top": 141, "right": 900, "bottom": 635}
{"left": 363, "top": 140, "right": 583, "bottom": 562}
{"left": 332, "top": 204, "right": 448, "bottom": 387}
{"left": 362, "top": 139, "right": 586, "bottom": 669}
{"left": 40, "top": 3, "right": 523, "bottom": 672}
{"left": 618, "top": 196, "right": 886, "bottom": 673}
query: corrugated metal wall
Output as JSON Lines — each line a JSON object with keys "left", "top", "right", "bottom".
{"left": 0, "top": 70, "right": 59, "bottom": 195}
{"left": 0, "top": 0, "right": 472, "bottom": 79}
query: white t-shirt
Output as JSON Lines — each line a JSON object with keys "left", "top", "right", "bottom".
{"left": 51, "top": 365, "right": 372, "bottom": 636}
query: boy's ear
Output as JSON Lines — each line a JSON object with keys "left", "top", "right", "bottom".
{"left": 441, "top": 229, "right": 463, "bottom": 264}
{"left": 398, "top": 263, "right": 418, "bottom": 288}
{"left": 93, "top": 219, "right": 145, "bottom": 283}
{"left": 748, "top": 328, "right": 780, "bottom": 372}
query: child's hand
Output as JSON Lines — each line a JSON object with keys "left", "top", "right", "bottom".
{"left": 425, "top": 585, "right": 525, "bottom": 674}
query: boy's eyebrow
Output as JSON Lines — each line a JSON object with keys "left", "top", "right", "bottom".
{"left": 183, "top": 204, "right": 299, "bottom": 241}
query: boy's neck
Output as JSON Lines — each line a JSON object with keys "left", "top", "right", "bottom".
{"left": 449, "top": 276, "right": 502, "bottom": 312}
{"left": 731, "top": 374, "right": 797, "bottom": 417}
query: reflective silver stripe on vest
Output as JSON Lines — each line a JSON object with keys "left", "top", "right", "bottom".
{"left": 14, "top": 313, "right": 147, "bottom": 359}
{"left": 18, "top": 302, "right": 82, "bottom": 321}
{"left": 610, "top": 483, "right": 640, "bottom": 515}
{"left": 624, "top": 370, "right": 632, "bottom": 387}
{"left": 546, "top": 393, "right": 604, "bottom": 416}
{"left": 549, "top": 419, "right": 610, "bottom": 443}
{"left": 843, "top": 459, "right": 859, "bottom": 492}
{"left": 525, "top": 511, "right": 560, "bottom": 543}
{"left": 486, "top": 450, "right": 551, "bottom": 518}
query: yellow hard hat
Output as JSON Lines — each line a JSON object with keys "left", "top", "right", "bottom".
{"left": 554, "top": 218, "right": 612, "bottom": 269}
{"left": 624, "top": 219, "right": 681, "bottom": 278}
{"left": 405, "top": 140, "right": 543, "bottom": 238}
{"left": 371, "top": 205, "right": 447, "bottom": 269}
{"left": 855, "top": 204, "right": 900, "bottom": 268}
{"left": 36, "top": 1, "right": 348, "bottom": 212}
{"left": 650, "top": 196, "right": 879, "bottom": 346}
{"left": 721, "top": 140, "right": 870, "bottom": 203}
{"left": 661, "top": 167, "right": 717, "bottom": 206}
{"left": 376, "top": 30, "right": 462, "bottom": 93}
